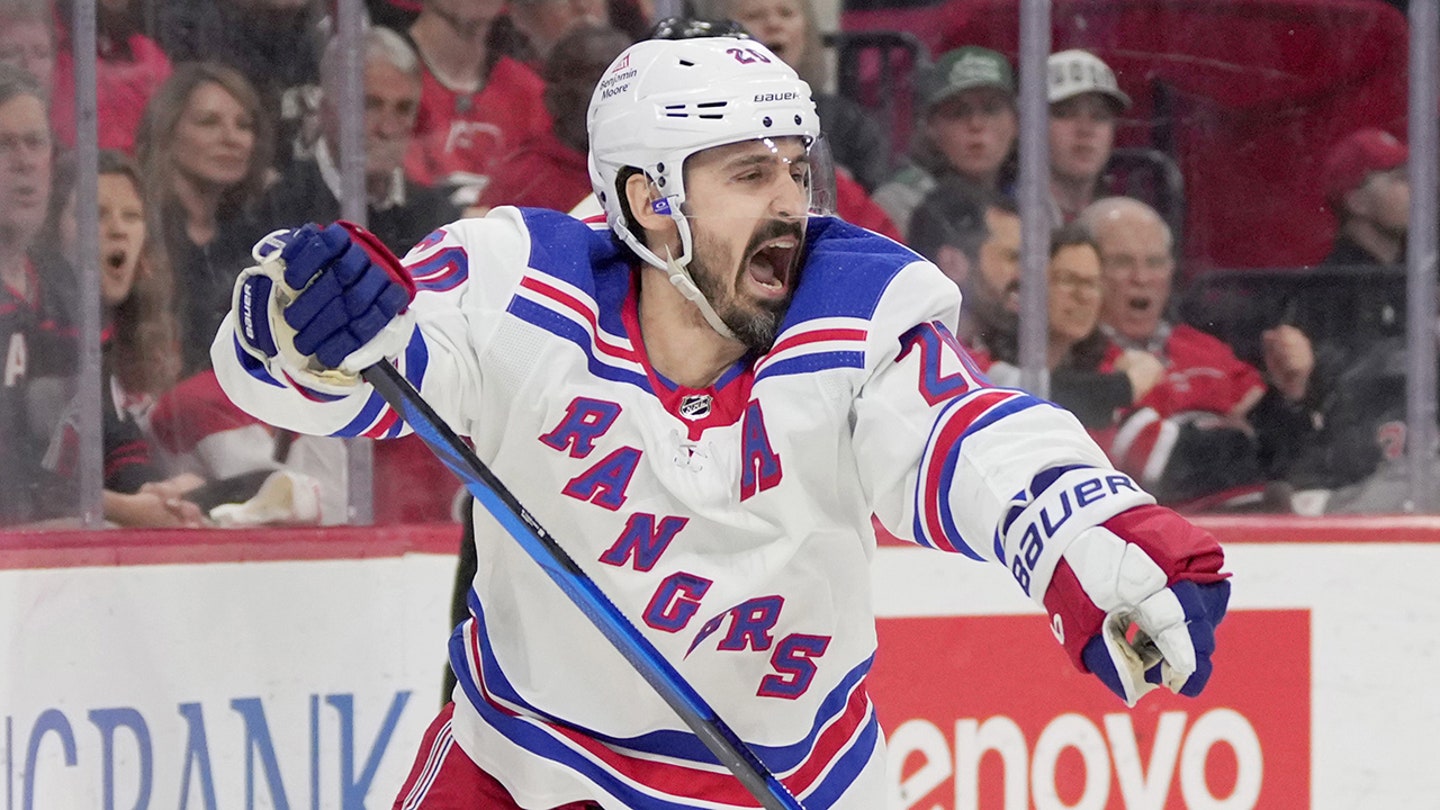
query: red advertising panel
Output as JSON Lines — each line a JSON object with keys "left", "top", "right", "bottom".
{"left": 871, "top": 610, "right": 1308, "bottom": 809}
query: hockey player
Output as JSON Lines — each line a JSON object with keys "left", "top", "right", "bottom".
{"left": 212, "top": 29, "right": 1230, "bottom": 809}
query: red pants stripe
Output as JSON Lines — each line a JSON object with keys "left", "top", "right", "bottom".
{"left": 393, "top": 702, "right": 599, "bottom": 810}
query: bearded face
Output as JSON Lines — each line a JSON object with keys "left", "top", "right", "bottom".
{"left": 676, "top": 137, "right": 812, "bottom": 352}
{"left": 687, "top": 215, "right": 804, "bottom": 352}
{"left": 965, "top": 206, "right": 1021, "bottom": 334}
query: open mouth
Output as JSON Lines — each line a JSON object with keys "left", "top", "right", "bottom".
{"left": 104, "top": 249, "right": 129, "bottom": 270}
{"left": 1127, "top": 295, "right": 1151, "bottom": 312}
{"left": 744, "top": 235, "right": 801, "bottom": 299}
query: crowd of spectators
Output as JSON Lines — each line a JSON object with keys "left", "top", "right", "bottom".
{"left": 0, "top": 0, "right": 1427, "bottom": 527}
{"left": 898, "top": 45, "right": 1424, "bottom": 514}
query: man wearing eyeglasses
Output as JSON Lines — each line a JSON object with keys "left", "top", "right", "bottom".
{"left": 1081, "top": 196, "right": 1317, "bottom": 509}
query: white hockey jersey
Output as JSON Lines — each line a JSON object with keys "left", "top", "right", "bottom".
{"left": 212, "top": 208, "right": 1117, "bottom": 809}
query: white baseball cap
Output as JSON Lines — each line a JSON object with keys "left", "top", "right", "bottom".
{"left": 1047, "top": 49, "right": 1131, "bottom": 110}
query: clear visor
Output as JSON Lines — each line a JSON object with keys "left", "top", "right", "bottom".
{"left": 806, "top": 133, "right": 838, "bottom": 217}
{"left": 666, "top": 134, "right": 837, "bottom": 223}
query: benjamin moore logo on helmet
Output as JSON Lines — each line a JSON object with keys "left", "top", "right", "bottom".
{"left": 599, "top": 67, "right": 638, "bottom": 100}
{"left": 754, "top": 91, "right": 800, "bottom": 103}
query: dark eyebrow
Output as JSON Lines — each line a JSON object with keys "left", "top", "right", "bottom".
{"left": 722, "top": 146, "right": 810, "bottom": 173}
{"left": 724, "top": 153, "right": 778, "bottom": 172}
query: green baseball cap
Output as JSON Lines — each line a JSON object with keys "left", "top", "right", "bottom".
{"left": 920, "top": 46, "right": 1016, "bottom": 111}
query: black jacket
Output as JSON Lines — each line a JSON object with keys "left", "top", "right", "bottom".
{"left": 263, "top": 158, "right": 461, "bottom": 258}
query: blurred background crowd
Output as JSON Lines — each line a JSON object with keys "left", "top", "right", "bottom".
{"left": 0, "top": 0, "right": 1430, "bottom": 530}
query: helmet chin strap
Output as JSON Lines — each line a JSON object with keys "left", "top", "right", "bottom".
{"left": 663, "top": 245, "right": 738, "bottom": 342}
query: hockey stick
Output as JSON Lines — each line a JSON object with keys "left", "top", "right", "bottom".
{"left": 360, "top": 361, "right": 806, "bottom": 810}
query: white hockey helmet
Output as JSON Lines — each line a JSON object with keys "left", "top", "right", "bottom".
{"left": 587, "top": 35, "right": 822, "bottom": 275}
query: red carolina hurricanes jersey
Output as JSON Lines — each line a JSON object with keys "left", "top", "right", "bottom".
{"left": 405, "top": 56, "right": 551, "bottom": 206}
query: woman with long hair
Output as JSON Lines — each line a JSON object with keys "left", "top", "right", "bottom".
{"left": 47, "top": 150, "right": 204, "bottom": 526}
{"left": 135, "top": 61, "right": 273, "bottom": 375}
{"left": 50, "top": 152, "right": 183, "bottom": 402}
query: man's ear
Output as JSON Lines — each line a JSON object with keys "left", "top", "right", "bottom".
{"left": 935, "top": 243, "right": 971, "bottom": 289}
{"left": 626, "top": 172, "right": 675, "bottom": 235}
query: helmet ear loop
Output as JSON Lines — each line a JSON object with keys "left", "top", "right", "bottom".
{"left": 645, "top": 167, "right": 694, "bottom": 268}
{"left": 651, "top": 186, "right": 738, "bottom": 342}
{"left": 667, "top": 201, "right": 695, "bottom": 270}
{"left": 661, "top": 244, "right": 738, "bottom": 342}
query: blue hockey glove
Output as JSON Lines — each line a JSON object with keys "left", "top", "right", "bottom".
{"left": 233, "top": 222, "right": 416, "bottom": 394}
{"left": 998, "top": 467, "right": 1231, "bottom": 706}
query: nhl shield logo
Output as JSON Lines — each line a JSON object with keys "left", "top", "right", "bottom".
{"left": 678, "top": 394, "right": 713, "bottom": 420}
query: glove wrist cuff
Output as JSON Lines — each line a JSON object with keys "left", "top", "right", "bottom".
{"left": 1000, "top": 468, "right": 1154, "bottom": 606}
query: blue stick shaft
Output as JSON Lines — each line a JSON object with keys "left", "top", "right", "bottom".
{"left": 361, "top": 361, "right": 805, "bottom": 810}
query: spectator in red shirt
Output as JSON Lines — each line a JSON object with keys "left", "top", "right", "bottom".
{"left": 51, "top": 0, "right": 173, "bottom": 154}
{"left": 1080, "top": 196, "right": 1316, "bottom": 508}
{"left": 404, "top": 0, "right": 552, "bottom": 210}
{"left": 988, "top": 224, "right": 1159, "bottom": 428}
{"left": 477, "top": 23, "right": 630, "bottom": 213}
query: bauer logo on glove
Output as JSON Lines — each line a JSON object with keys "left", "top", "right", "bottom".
{"left": 999, "top": 466, "right": 1231, "bottom": 707}
{"left": 231, "top": 221, "right": 417, "bottom": 396}
{"left": 238, "top": 273, "right": 278, "bottom": 358}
